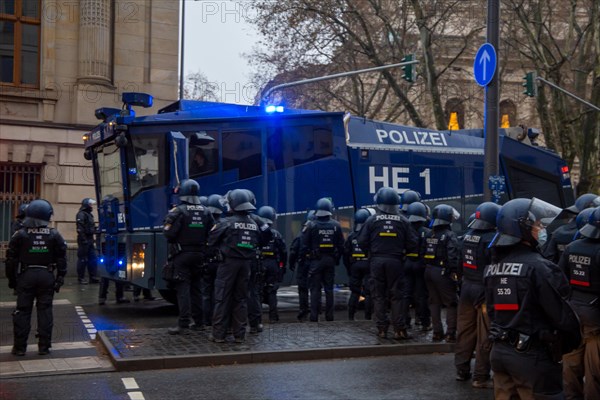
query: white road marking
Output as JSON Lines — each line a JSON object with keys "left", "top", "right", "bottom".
{"left": 122, "top": 377, "right": 139, "bottom": 389}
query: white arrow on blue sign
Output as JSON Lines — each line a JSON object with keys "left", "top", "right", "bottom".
{"left": 473, "top": 43, "right": 497, "bottom": 87}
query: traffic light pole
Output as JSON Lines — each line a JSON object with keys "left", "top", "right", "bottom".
{"left": 483, "top": 0, "right": 500, "bottom": 202}
{"left": 536, "top": 76, "right": 600, "bottom": 112}
{"left": 259, "top": 60, "right": 419, "bottom": 106}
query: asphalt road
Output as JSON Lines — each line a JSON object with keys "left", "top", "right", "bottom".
{"left": 0, "top": 354, "right": 493, "bottom": 400}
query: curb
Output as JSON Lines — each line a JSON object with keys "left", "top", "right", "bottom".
{"left": 99, "top": 330, "right": 455, "bottom": 372}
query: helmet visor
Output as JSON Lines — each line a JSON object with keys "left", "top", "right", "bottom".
{"left": 180, "top": 195, "right": 201, "bottom": 205}
{"left": 314, "top": 209, "right": 332, "bottom": 217}
{"left": 529, "top": 198, "right": 562, "bottom": 228}
{"left": 408, "top": 214, "right": 427, "bottom": 223}
{"left": 377, "top": 204, "right": 398, "bottom": 214}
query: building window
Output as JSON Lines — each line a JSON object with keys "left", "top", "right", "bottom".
{"left": 445, "top": 98, "right": 465, "bottom": 130}
{"left": 0, "top": 162, "right": 41, "bottom": 247}
{"left": 0, "top": 0, "right": 41, "bottom": 86}
{"left": 500, "top": 100, "right": 517, "bottom": 127}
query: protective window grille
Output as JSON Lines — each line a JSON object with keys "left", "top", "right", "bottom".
{"left": 0, "top": 163, "right": 42, "bottom": 256}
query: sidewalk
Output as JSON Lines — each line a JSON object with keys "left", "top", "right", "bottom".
{"left": 99, "top": 320, "right": 454, "bottom": 372}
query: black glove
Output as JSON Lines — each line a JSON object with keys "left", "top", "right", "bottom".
{"left": 54, "top": 276, "right": 65, "bottom": 293}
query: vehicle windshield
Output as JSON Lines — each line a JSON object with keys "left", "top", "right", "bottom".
{"left": 126, "top": 134, "right": 166, "bottom": 197}
{"left": 95, "top": 141, "right": 124, "bottom": 201}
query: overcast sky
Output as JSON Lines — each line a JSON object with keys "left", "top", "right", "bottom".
{"left": 182, "top": 1, "right": 261, "bottom": 105}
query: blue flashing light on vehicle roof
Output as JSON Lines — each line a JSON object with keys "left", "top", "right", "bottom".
{"left": 122, "top": 92, "right": 153, "bottom": 108}
{"left": 265, "top": 105, "right": 285, "bottom": 113}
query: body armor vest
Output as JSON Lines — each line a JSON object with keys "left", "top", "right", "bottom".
{"left": 18, "top": 227, "right": 54, "bottom": 266}
{"left": 308, "top": 220, "right": 339, "bottom": 254}
{"left": 222, "top": 214, "right": 260, "bottom": 259}
{"left": 461, "top": 229, "right": 495, "bottom": 282}
{"left": 176, "top": 204, "right": 211, "bottom": 247}
{"left": 261, "top": 229, "right": 283, "bottom": 260}
{"left": 424, "top": 231, "right": 448, "bottom": 266}
{"left": 566, "top": 239, "right": 600, "bottom": 297}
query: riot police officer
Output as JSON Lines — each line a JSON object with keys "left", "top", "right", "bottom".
{"left": 5, "top": 199, "right": 67, "bottom": 356}
{"left": 208, "top": 189, "right": 271, "bottom": 343}
{"left": 403, "top": 201, "right": 432, "bottom": 331}
{"left": 485, "top": 198, "right": 581, "bottom": 399}
{"left": 423, "top": 204, "right": 461, "bottom": 342}
{"left": 289, "top": 210, "right": 315, "bottom": 321}
{"left": 454, "top": 201, "right": 500, "bottom": 388}
{"left": 343, "top": 207, "right": 375, "bottom": 320}
{"left": 76, "top": 197, "right": 99, "bottom": 284}
{"left": 559, "top": 206, "right": 600, "bottom": 400}
{"left": 200, "top": 193, "right": 227, "bottom": 327}
{"left": 11, "top": 203, "right": 28, "bottom": 234}
{"left": 357, "top": 187, "right": 418, "bottom": 339}
{"left": 301, "top": 198, "right": 344, "bottom": 322}
{"left": 543, "top": 193, "right": 599, "bottom": 263}
{"left": 257, "top": 206, "right": 287, "bottom": 323}
{"left": 164, "top": 179, "right": 215, "bottom": 334}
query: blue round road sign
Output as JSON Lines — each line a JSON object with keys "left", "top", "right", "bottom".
{"left": 473, "top": 43, "right": 497, "bottom": 87}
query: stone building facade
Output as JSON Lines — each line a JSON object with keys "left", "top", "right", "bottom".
{"left": 0, "top": 0, "right": 179, "bottom": 253}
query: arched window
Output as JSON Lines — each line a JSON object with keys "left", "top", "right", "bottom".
{"left": 445, "top": 98, "right": 465, "bottom": 130}
{"left": 500, "top": 100, "right": 517, "bottom": 128}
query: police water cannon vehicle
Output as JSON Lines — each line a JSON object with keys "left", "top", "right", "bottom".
{"left": 84, "top": 92, "right": 574, "bottom": 303}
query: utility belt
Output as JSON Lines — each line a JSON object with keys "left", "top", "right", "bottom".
{"left": 307, "top": 249, "right": 336, "bottom": 260}
{"left": 490, "top": 328, "right": 543, "bottom": 353}
{"left": 21, "top": 264, "right": 56, "bottom": 273}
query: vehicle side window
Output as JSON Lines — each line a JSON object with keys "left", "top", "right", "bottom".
{"left": 222, "top": 129, "right": 261, "bottom": 180}
{"left": 188, "top": 131, "right": 218, "bottom": 177}
{"left": 267, "top": 125, "right": 333, "bottom": 170}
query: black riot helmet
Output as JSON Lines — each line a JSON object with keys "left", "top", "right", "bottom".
{"left": 407, "top": 201, "right": 428, "bottom": 223}
{"left": 469, "top": 202, "right": 501, "bottom": 230}
{"left": 227, "top": 189, "right": 256, "bottom": 212}
{"left": 431, "top": 204, "right": 460, "bottom": 227}
{"left": 24, "top": 199, "right": 54, "bottom": 227}
{"left": 199, "top": 196, "right": 208, "bottom": 206}
{"left": 567, "top": 193, "right": 600, "bottom": 213}
{"left": 16, "top": 203, "right": 28, "bottom": 220}
{"left": 206, "top": 194, "right": 226, "bottom": 215}
{"left": 81, "top": 197, "right": 96, "bottom": 210}
{"left": 354, "top": 207, "right": 376, "bottom": 231}
{"left": 579, "top": 206, "right": 600, "bottom": 239}
{"left": 575, "top": 207, "right": 595, "bottom": 231}
{"left": 306, "top": 210, "right": 316, "bottom": 222}
{"left": 374, "top": 187, "right": 400, "bottom": 214}
{"left": 178, "top": 179, "right": 201, "bottom": 204}
{"left": 490, "top": 197, "right": 561, "bottom": 247}
{"left": 400, "top": 190, "right": 421, "bottom": 212}
{"left": 258, "top": 206, "right": 277, "bottom": 225}
{"left": 314, "top": 198, "right": 334, "bottom": 217}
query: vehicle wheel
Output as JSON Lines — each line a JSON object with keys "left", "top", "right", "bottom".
{"left": 158, "top": 289, "right": 178, "bottom": 306}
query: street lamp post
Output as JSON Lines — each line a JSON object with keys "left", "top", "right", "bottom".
{"left": 179, "top": 0, "right": 186, "bottom": 100}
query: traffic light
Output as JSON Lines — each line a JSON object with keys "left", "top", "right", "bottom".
{"left": 522, "top": 72, "right": 537, "bottom": 97}
{"left": 401, "top": 54, "right": 415, "bottom": 83}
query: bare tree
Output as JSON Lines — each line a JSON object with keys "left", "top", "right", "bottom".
{"left": 503, "top": 0, "right": 600, "bottom": 193}
{"left": 249, "top": 0, "right": 485, "bottom": 129}
{"left": 184, "top": 70, "right": 220, "bottom": 102}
